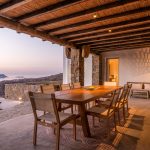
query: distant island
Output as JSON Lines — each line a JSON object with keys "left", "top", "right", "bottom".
{"left": 0, "top": 74, "right": 7, "bottom": 78}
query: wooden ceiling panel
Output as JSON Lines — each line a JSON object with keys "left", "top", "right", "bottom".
{"left": 0, "top": 0, "right": 9, "bottom": 5}
{"left": 35, "top": 0, "right": 141, "bottom": 31}
{"left": 0, "top": 0, "right": 149, "bottom": 51}
{"left": 49, "top": 11, "right": 148, "bottom": 35}
{"left": 21, "top": 0, "right": 113, "bottom": 26}
{"left": 1, "top": 0, "right": 59, "bottom": 17}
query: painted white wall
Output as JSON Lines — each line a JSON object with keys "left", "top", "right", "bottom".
{"left": 63, "top": 48, "right": 71, "bottom": 84}
{"left": 102, "top": 47, "right": 150, "bottom": 86}
{"left": 84, "top": 54, "right": 92, "bottom": 86}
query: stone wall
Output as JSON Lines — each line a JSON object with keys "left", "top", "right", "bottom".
{"left": 71, "top": 48, "right": 84, "bottom": 85}
{"left": 5, "top": 82, "right": 61, "bottom": 101}
{"left": 92, "top": 54, "right": 100, "bottom": 85}
{"left": 5, "top": 83, "right": 41, "bottom": 101}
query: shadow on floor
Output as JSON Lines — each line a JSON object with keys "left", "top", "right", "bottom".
{"left": 128, "top": 114, "right": 144, "bottom": 131}
{"left": 118, "top": 134, "right": 139, "bottom": 150}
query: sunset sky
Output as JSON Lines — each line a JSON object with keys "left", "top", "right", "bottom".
{"left": 0, "top": 28, "right": 63, "bottom": 77}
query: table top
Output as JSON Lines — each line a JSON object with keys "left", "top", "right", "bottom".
{"left": 55, "top": 85, "right": 121, "bottom": 105}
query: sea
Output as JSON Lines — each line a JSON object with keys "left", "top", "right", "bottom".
{"left": 0, "top": 75, "right": 45, "bottom": 82}
{"left": 0, "top": 76, "right": 24, "bottom": 82}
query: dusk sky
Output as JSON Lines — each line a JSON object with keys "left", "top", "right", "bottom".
{"left": 0, "top": 28, "right": 63, "bottom": 77}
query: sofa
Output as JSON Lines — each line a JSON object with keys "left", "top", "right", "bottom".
{"left": 128, "top": 82, "right": 150, "bottom": 99}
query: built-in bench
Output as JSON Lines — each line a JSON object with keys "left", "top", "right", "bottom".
{"left": 128, "top": 82, "right": 150, "bottom": 99}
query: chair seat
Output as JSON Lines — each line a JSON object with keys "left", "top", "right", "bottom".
{"left": 61, "top": 103, "right": 72, "bottom": 108}
{"left": 100, "top": 100, "right": 111, "bottom": 106}
{"left": 115, "top": 102, "right": 123, "bottom": 109}
{"left": 87, "top": 106, "right": 114, "bottom": 116}
{"left": 38, "top": 112, "right": 73, "bottom": 123}
{"left": 120, "top": 99, "right": 127, "bottom": 103}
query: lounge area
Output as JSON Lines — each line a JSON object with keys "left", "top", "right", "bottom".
{"left": 0, "top": 0, "right": 150, "bottom": 150}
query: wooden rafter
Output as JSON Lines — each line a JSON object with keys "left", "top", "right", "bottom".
{"left": 28, "top": 0, "right": 138, "bottom": 28}
{"left": 90, "top": 35, "right": 150, "bottom": 47}
{"left": 92, "top": 44, "right": 150, "bottom": 53}
{"left": 91, "top": 40, "right": 150, "bottom": 49}
{"left": 0, "top": 0, "right": 32, "bottom": 13}
{"left": 68, "top": 23, "right": 150, "bottom": 42}
{"left": 77, "top": 33, "right": 150, "bottom": 46}
{"left": 57, "top": 16, "right": 150, "bottom": 38}
{"left": 91, "top": 43, "right": 150, "bottom": 52}
{"left": 76, "top": 28, "right": 150, "bottom": 45}
{"left": 0, "top": 16, "right": 75, "bottom": 48}
{"left": 15, "top": 0, "right": 85, "bottom": 21}
{"left": 46, "top": 7, "right": 150, "bottom": 33}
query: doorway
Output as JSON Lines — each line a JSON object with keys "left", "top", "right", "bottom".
{"left": 106, "top": 58, "right": 119, "bottom": 84}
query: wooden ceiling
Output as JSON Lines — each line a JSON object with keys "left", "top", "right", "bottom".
{"left": 0, "top": 0, "right": 150, "bottom": 53}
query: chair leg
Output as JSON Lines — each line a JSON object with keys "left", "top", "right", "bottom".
{"left": 33, "top": 121, "right": 37, "bottom": 145}
{"left": 117, "top": 110, "right": 121, "bottom": 125}
{"left": 92, "top": 116, "right": 95, "bottom": 127}
{"left": 123, "top": 106, "right": 126, "bottom": 123}
{"left": 73, "top": 119, "right": 76, "bottom": 140}
{"left": 107, "top": 118, "right": 110, "bottom": 138}
{"left": 114, "top": 113, "right": 117, "bottom": 132}
{"left": 126, "top": 102, "right": 129, "bottom": 116}
{"left": 56, "top": 125, "right": 60, "bottom": 150}
{"left": 71, "top": 105, "right": 73, "bottom": 114}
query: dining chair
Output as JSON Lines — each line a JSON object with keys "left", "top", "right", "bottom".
{"left": 120, "top": 84, "right": 132, "bottom": 117}
{"left": 40, "top": 84, "right": 55, "bottom": 94}
{"left": 60, "top": 84, "right": 73, "bottom": 113}
{"left": 72, "top": 82, "right": 81, "bottom": 89}
{"left": 99, "top": 85, "right": 128, "bottom": 125}
{"left": 41, "top": 84, "right": 73, "bottom": 114}
{"left": 87, "top": 89, "right": 121, "bottom": 137}
{"left": 29, "top": 92, "right": 77, "bottom": 150}
{"left": 72, "top": 82, "right": 81, "bottom": 111}
{"left": 95, "top": 82, "right": 117, "bottom": 106}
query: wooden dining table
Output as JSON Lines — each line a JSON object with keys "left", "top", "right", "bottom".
{"left": 55, "top": 85, "right": 121, "bottom": 138}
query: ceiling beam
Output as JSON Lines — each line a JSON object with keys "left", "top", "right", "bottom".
{"left": 91, "top": 43, "right": 150, "bottom": 52}
{"left": 0, "top": 16, "right": 75, "bottom": 48}
{"left": 91, "top": 38, "right": 150, "bottom": 48}
{"left": 75, "top": 28, "right": 150, "bottom": 45}
{"left": 46, "top": 7, "right": 150, "bottom": 33}
{"left": 77, "top": 32, "right": 150, "bottom": 46}
{"left": 90, "top": 35, "right": 150, "bottom": 47}
{"left": 28, "top": 0, "right": 138, "bottom": 28}
{"left": 68, "top": 23, "right": 150, "bottom": 42}
{"left": 93, "top": 44, "right": 150, "bottom": 53}
{"left": 0, "top": 0, "right": 32, "bottom": 13}
{"left": 57, "top": 16, "right": 150, "bottom": 38}
{"left": 91, "top": 40, "right": 150, "bottom": 49}
{"left": 15, "top": 0, "right": 85, "bottom": 21}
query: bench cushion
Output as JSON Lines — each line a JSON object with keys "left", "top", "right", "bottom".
{"left": 131, "top": 83, "right": 143, "bottom": 89}
{"left": 144, "top": 84, "right": 150, "bottom": 90}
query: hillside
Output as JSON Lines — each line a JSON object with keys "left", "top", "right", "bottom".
{"left": 0, "top": 73, "right": 63, "bottom": 97}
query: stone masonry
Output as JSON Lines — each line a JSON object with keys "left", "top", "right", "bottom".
{"left": 92, "top": 54, "right": 100, "bottom": 85}
{"left": 71, "top": 48, "right": 84, "bottom": 86}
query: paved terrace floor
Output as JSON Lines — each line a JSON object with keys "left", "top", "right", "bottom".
{"left": 0, "top": 97, "right": 150, "bottom": 150}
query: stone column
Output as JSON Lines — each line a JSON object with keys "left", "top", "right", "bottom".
{"left": 92, "top": 54, "right": 100, "bottom": 85}
{"left": 71, "top": 48, "right": 84, "bottom": 86}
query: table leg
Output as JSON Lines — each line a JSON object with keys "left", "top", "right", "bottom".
{"left": 79, "top": 103, "right": 91, "bottom": 137}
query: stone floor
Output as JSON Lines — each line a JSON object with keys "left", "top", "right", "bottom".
{"left": 0, "top": 97, "right": 21, "bottom": 110}
{"left": 116, "top": 98, "right": 150, "bottom": 150}
{"left": 0, "top": 97, "right": 150, "bottom": 150}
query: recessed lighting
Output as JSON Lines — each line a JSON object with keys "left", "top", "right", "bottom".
{"left": 108, "top": 29, "right": 112, "bottom": 33}
{"left": 93, "top": 14, "right": 98, "bottom": 19}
